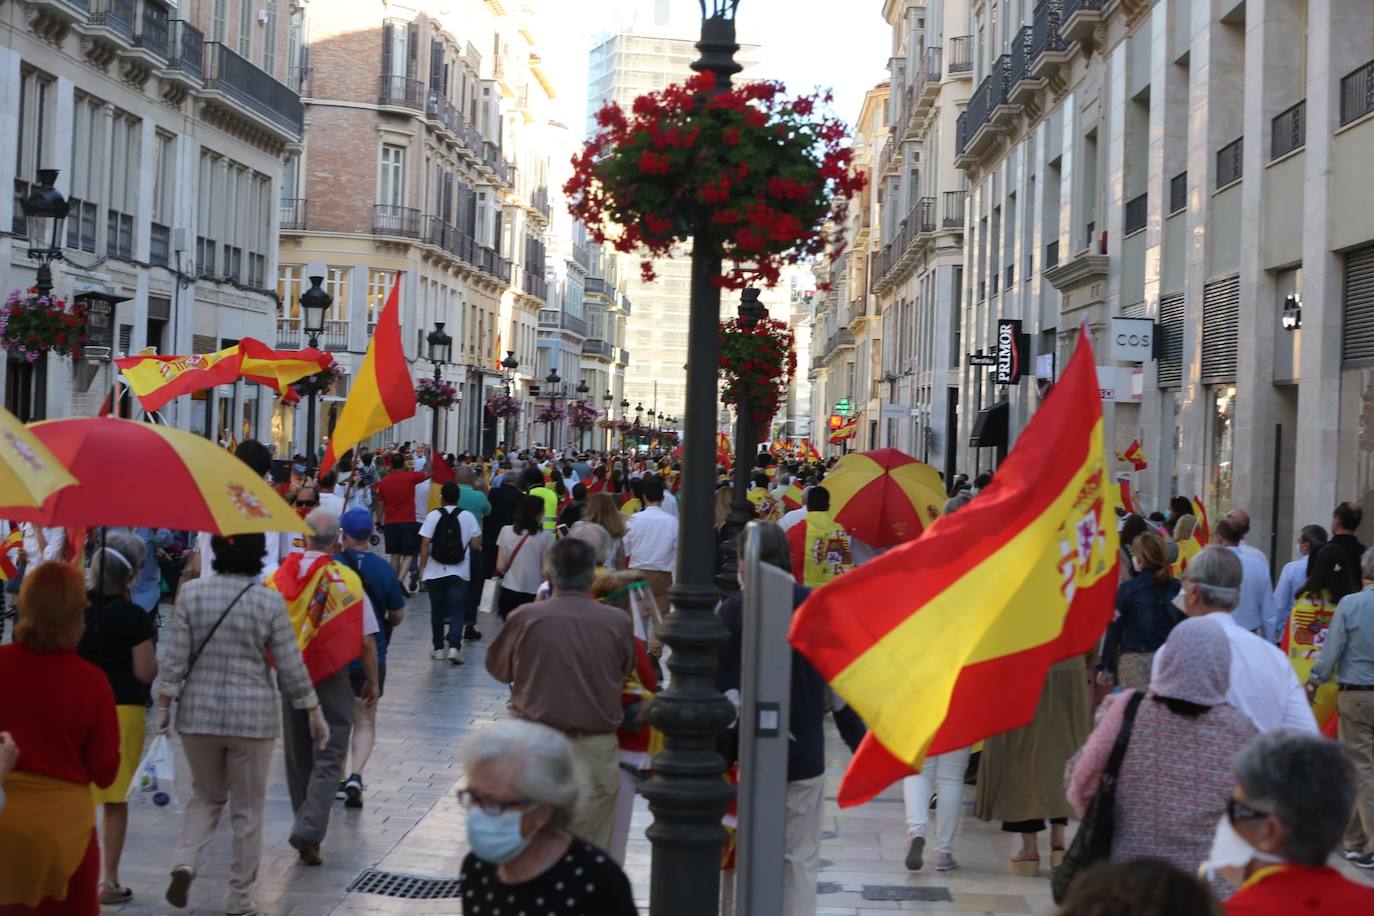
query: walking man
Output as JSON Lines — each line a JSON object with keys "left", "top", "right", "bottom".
{"left": 373, "top": 453, "right": 428, "bottom": 591}
{"left": 267, "top": 509, "right": 380, "bottom": 866}
{"left": 455, "top": 465, "right": 492, "bottom": 640}
{"left": 334, "top": 508, "right": 406, "bottom": 810}
{"left": 485, "top": 537, "right": 634, "bottom": 850}
{"left": 418, "top": 482, "right": 482, "bottom": 665}
{"left": 623, "top": 478, "right": 676, "bottom": 652}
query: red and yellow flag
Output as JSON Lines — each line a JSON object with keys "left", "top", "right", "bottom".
{"left": 115, "top": 346, "right": 244, "bottom": 412}
{"left": 239, "top": 339, "right": 333, "bottom": 397}
{"left": 799, "top": 439, "right": 821, "bottom": 462}
{"left": 427, "top": 453, "right": 455, "bottom": 513}
{"left": 827, "top": 417, "right": 859, "bottom": 445}
{"left": 0, "top": 529, "right": 22, "bottom": 580}
{"left": 789, "top": 327, "right": 1119, "bottom": 806}
{"left": 320, "top": 279, "right": 415, "bottom": 475}
{"left": 267, "top": 553, "right": 366, "bottom": 685}
{"left": 781, "top": 481, "right": 805, "bottom": 510}
{"left": 1115, "top": 438, "right": 1148, "bottom": 471}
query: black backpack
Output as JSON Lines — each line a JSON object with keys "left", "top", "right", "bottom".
{"left": 431, "top": 507, "right": 468, "bottom": 566}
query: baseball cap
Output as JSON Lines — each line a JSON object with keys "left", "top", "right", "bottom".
{"left": 340, "top": 507, "right": 374, "bottom": 541}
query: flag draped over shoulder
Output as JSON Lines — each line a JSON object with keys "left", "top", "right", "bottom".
{"left": 267, "top": 553, "right": 366, "bottom": 685}
{"left": 789, "top": 327, "right": 1119, "bottom": 807}
{"left": 319, "top": 279, "right": 415, "bottom": 475}
{"left": 115, "top": 345, "right": 244, "bottom": 412}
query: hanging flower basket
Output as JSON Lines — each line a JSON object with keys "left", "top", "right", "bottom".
{"left": 597, "top": 417, "right": 620, "bottom": 431}
{"left": 719, "top": 316, "right": 797, "bottom": 428}
{"left": 417, "top": 376, "right": 460, "bottom": 410}
{"left": 290, "top": 360, "right": 341, "bottom": 398}
{"left": 486, "top": 392, "right": 523, "bottom": 419}
{"left": 615, "top": 419, "right": 634, "bottom": 433}
{"left": 566, "top": 72, "right": 866, "bottom": 289}
{"left": 0, "top": 289, "right": 88, "bottom": 362}
{"left": 567, "top": 400, "right": 601, "bottom": 431}
{"left": 535, "top": 403, "right": 566, "bottom": 424}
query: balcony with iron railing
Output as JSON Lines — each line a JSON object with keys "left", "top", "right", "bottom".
{"left": 279, "top": 198, "right": 307, "bottom": 231}
{"left": 203, "top": 42, "right": 303, "bottom": 137}
{"left": 1124, "top": 192, "right": 1148, "bottom": 235}
{"left": 89, "top": 0, "right": 136, "bottom": 42}
{"left": 425, "top": 89, "right": 462, "bottom": 137}
{"left": 916, "top": 196, "right": 936, "bottom": 234}
{"left": 1032, "top": 0, "right": 1068, "bottom": 71}
{"left": 583, "top": 339, "right": 615, "bottom": 359}
{"left": 165, "top": 20, "right": 203, "bottom": 79}
{"left": 478, "top": 246, "right": 512, "bottom": 284}
{"left": 1061, "top": 0, "right": 1106, "bottom": 45}
{"left": 1216, "top": 137, "right": 1243, "bottom": 190}
{"left": 942, "top": 190, "right": 967, "bottom": 229}
{"left": 956, "top": 57, "right": 1009, "bottom": 161}
{"left": 1341, "top": 58, "right": 1374, "bottom": 125}
{"left": 584, "top": 276, "right": 609, "bottom": 297}
{"left": 571, "top": 243, "right": 591, "bottom": 271}
{"left": 424, "top": 216, "right": 479, "bottom": 267}
{"left": 373, "top": 204, "right": 421, "bottom": 238}
{"left": 1271, "top": 100, "right": 1305, "bottom": 160}
{"left": 378, "top": 74, "right": 424, "bottom": 109}
{"left": 1007, "top": 26, "right": 1040, "bottom": 105}
{"left": 276, "top": 317, "right": 349, "bottom": 351}
{"left": 133, "top": 0, "right": 169, "bottom": 58}
{"left": 522, "top": 269, "right": 548, "bottom": 302}
{"left": 948, "top": 35, "right": 973, "bottom": 74}
{"left": 531, "top": 186, "right": 551, "bottom": 219}
{"left": 912, "top": 46, "right": 942, "bottom": 120}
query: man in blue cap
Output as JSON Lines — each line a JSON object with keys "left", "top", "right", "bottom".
{"left": 333, "top": 507, "right": 407, "bottom": 809}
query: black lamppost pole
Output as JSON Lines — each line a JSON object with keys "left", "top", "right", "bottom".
{"left": 620, "top": 397, "right": 630, "bottom": 451}
{"left": 575, "top": 378, "right": 590, "bottom": 451}
{"left": 641, "top": 4, "right": 741, "bottom": 913}
{"left": 298, "top": 275, "right": 331, "bottom": 473}
{"left": 544, "top": 369, "right": 560, "bottom": 450}
{"left": 427, "top": 323, "right": 453, "bottom": 456}
{"left": 502, "top": 350, "right": 519, "bottom": 450}
{"left": 602, "top": 391, "right": 613, "bottom": 452}
{"left": 716, "top": 286, "right": 767, "bottom": 591}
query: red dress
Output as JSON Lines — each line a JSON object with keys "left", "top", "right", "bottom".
{"left": 0, "top": 643, "right": 119, "bottom": 915}
{"left": 1225, "top": 864, "right": 1374, "bottom": 914}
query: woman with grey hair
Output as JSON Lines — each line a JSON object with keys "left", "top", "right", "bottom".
{"left": 458, "top": 719, "right": 638, "bottom": 915}
{"left": 76, "top": 529, "right": 158, "bottom": 904}
{"left": 1153, "top": 546, "right": 1316, "bottom": 734}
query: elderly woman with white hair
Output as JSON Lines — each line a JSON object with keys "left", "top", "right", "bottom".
{"left": 458, "top": 719, "right": 638, "bottom": 915}
{"left": 77, "top": 530, "right": 158, "bottom": 904}
{"left": 1151, "top": 546, "right": 1316, "bottom": 734}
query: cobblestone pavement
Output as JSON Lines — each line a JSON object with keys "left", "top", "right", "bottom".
{"left": 102, "top": 583, "right": 1370, "bottom": 915}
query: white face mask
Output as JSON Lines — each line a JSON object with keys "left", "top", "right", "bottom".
{"left": 1131, "top": 555, "right": 1143, "bottom": 573}
{"left": 1203, "top": 813, "right": 1282, "bottom": 883}
{"left": 1172, "top": 590, "right": 1188, "bottom": 614}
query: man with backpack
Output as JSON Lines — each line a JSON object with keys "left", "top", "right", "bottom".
{"left": 418, "top": 481, "right": 482, "bottom": 665}
{"left": 334, "top": 508, "right": 406, "bottom": 810}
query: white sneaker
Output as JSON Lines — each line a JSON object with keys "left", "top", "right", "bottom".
{"left": 447, "top": 646, "right": 464, "bottom": 666}
{"left": 430, "top": 649, "right": 446, "bottom": 660}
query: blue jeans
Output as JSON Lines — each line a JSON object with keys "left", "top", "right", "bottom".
{"left": 464, "top": 552, "right": 485, "bottom": 625}
{"left": 427, "top": 575, "right": 469, "bottom": 649}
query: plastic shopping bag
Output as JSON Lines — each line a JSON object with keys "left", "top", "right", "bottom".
{"left": 125, "top": 734, "right": 178, "bottom": 810}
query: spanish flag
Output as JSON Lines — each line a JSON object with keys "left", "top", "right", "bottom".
{"left": 0, "top": 529, "right": 22, "bottom": 580}
{"left": 781, "top": 481, "right": 806, "bottom": 510}
{"left": 716, "top": 432, "right": 733, "bottom": 470}
{"left": 320, "top": 279, "right": 415, "bottom": 476}
{"left": 427, "top": 453, "right": 455, "bottom": 513}
{"left": 239, "top": 339, "right": 333, "bottom": 397}
{"left": 267, "top": 553, "right": 367, "bottom": 684}
{"left": 828, "top": 417, "right": 859, "bottom": 444}
{"left": 1115, "top": 438, "right": 1148, "bottom": 471}
{"left": 116, "top": 345, "right": 244, "bottom": 412}
{"left": 799, "top": 439, "right": 821, "bottom": 462}
{"left": 789, "top": 327, "right": 1118, "bottom": 806}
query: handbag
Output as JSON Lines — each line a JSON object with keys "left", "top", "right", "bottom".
{"left": 493, "top": 532, "right": 532, "bottom": 580}
{"left": 1051, "top": 690, "right": 1145, "bottom": 904}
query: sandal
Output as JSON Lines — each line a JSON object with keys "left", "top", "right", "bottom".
{"left": 1051, "top": 845, "right": 1067, "bottom": 868}
{"left": 1010, "top": 853, "right": 1040, "bottom": 876}
{"left": 99, "top": 882, "right": 133, "bottom": 905}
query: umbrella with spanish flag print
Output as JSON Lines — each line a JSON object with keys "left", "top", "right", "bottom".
{"left": 0, "top": 405, "right": 78, "bottom": 511}
{"left": 822, "top": 447, "right": 946, "bottom": 549}
{"left": 0, "top": 417, "right": 307, "bottom": 535}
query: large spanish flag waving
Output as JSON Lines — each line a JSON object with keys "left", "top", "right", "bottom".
{"left": 789, "top": 327, "right": 1119, "bottom": 806}
{"left": 319, "top": 278, "right": 415, "bottom": 475}
{"left": 116, "top": 345, "right": 244, "bottom": 412}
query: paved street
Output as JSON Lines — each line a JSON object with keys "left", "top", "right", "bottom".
{"left": 108, "top": 586, "right": 1080, "bottom": 914}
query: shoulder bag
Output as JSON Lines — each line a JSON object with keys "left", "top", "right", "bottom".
{"left": 183, "top": 581, "right": 256, "bottom": 682}
{"left": 1051, "top": 690, "right": 1146, "bottom": 904}
{"left": 494, "top": 532, "right": 533, "bottom": 580}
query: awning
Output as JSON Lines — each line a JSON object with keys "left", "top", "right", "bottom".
{"left": 969, "top": 401, "right": 1009, "bottom": 449}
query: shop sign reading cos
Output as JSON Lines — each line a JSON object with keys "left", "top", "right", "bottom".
{"left": 1109, "top": 318, "right": 1154, "bottom": 362}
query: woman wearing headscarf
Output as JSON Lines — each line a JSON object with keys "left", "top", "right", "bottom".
{"left": 1066, "top": 617, "right": 1258, "bottom": 883}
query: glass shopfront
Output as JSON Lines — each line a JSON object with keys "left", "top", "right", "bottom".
{"left": 1338, "top": 368, "right": 1374, "bottom": 545}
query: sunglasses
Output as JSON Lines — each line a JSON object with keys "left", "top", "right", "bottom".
{"left": 1226, "top": 797, "right": 1271, "bottom": 824}
{"left": 296, "top": 499, "right": 319, "bottom": 508}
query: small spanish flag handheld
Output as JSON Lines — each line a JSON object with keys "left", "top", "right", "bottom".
{"left": 427, "top": 453, "right": 456, "bottom": 513}
{"left": 0, "top": 528, "right": 22, "bottom": 580}
{"left": 320, "top": 279, "right": 416, "bottom": 476}
{"left": 827, "top": 417, "right": 859, "bottom": 445}
{"left": 789, "top": 326, "right": 1119, "bottom": 806}
{"left": 1115, "top": 438, "right": 1148, "bottom": 471}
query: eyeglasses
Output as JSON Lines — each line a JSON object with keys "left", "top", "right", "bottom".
{"left": 296, "top": 499, "right": 319, "bottom": 507}
{"left": 457, "top": 789, "right": 533, "bottom": 815}
{"left": 1226, "top": 797, "right": 1271, "bottom": 824}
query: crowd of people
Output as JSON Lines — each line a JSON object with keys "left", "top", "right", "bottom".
{"left": 0, "top": 435, "right": 1372, "bottom": 916}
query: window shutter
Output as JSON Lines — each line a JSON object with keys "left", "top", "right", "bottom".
{"left": 1157, "top": 292, "right": 1184, "bottom": 388}
{"left": 382, "top": 20, "right": 394, "bottom": 79}
{"left": 443, "top": 172, "right": 454, "bottom": 222}
{"left": 430, "top": 39, "right": 444, "bottom": 89}
{"left": 1342, "top": 245, "right": 1374, "bottom": 364}
{"left": 407, "top": 22, "right": 419, "bottom": 80}
{"left": 1201, "top": 275, "right": 1240, "bottom": 383}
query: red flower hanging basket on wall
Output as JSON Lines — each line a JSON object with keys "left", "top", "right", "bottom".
{"left": 566, "top": 72, "right": 866, "bottom": 289}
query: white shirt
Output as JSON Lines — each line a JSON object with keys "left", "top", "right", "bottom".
{"left": 413, "top": 453, "right": 428, "bottom": 472}
{"left": 1236, "top": 541, "right": 1268, "bottom": 570}
{"left": 1152, "top": 612, "right": 1316, "bottom": 734}
{"left": 318, "top": 490, "right": 345, "bottom": 519}
{"left": 415, "top": 480, "right": 432, "bottom": 521}
{"left": 1228, "top": 546, "right": 1277, "bottom": 640}
{"left": 21, "top": 524, "right": 65, "bottom": 566}
{"left": 624, "top": 505, "right": 677, "bottom": 573}
{"left": 418, "top": 506, "right": 481, "bottom": 581}
{"left": 779, "top": 507, "right": 808, "bottom": 532}
{"left": 1272, "top": 556, "right": 1308, "bottom": 638}
{"left": 660, "top": 488, "right": 679, "bottom": 518}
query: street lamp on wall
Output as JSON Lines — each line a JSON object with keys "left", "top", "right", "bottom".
{"left": 298, "top": 275, "right": 333, "bottom": 471}
{"left": 20, "top": 169, "right": 70, "bottom": 298}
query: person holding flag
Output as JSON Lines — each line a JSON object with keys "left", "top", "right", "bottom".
{"left": 267, "top": 509, "right": 380, "bottom": 868}
{"left": 786, "top": 487, "right": 855, "bottom": 589}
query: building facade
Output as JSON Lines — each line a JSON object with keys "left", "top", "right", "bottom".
{"left": 869, "top": 0, "right": 972, "bottom": 481}
{"left": 282, "top": 0, "right": 556, "bottom": 458}
{"left": 1, "top": 0, "right": 301, "bottom": 439}
{"left": 950, "top": 0, "right": 1374, "bottom": 558}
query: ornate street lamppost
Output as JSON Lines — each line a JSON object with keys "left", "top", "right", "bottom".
{"left": 716, "top": 287, "right": 768, "bottom": 591}
{"left": 620, "top": 398, "right": 630, "bottom": 451}
{"left": 502, "top": 350, "right": 519, "bottom": 450}
{"left": 544, "top": 368, "right": 561, "bottom": 450}
{"left": 426, "top": 322, "right": 453, "bottom": 456}
{"left": 602, "top": 391, "right": 614, "bottom": 451}
{"left": 299, "top": 275, "right": 332, "bottom": 471}
{"left": 640, "top": 3, "right": 742, "bottom": 913}
{"left": 575, "top": 378, "right": 590, "bottom": 451}
{"left": 20, "top": 169, "right": 70, "bottom": 298}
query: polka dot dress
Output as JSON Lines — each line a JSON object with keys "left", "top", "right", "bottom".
{"left": 459, "top": 837, "right": 637, "bottom": 916}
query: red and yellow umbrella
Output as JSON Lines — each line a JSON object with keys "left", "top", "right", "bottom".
{"left": 824, "top": 447, "right": 945, "bottom": 548}
{"left": 0, "top": 406, "right": 77, "bottom": 510}
{"left": 0, "top": 417, "right": 307, "bottom": 535}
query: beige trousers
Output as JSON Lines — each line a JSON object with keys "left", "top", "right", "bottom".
{"left": 784, "top": 775, "right": 825, "bottom": 916}
{"left": 1339, "top": 690, "right": 1374, "bottom": 852}
{"left": 638, "top": 569, "right": 673, "bottom": 655}
{"left": 566, "top": 732, "right": 621, "bottom": 852}
{"left": 174, "top": 733, "right": 275, "bottom": 913}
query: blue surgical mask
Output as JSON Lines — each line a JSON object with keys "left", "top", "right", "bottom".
{"left": 466, "top": 807, "right": 532, "bottom": 865}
